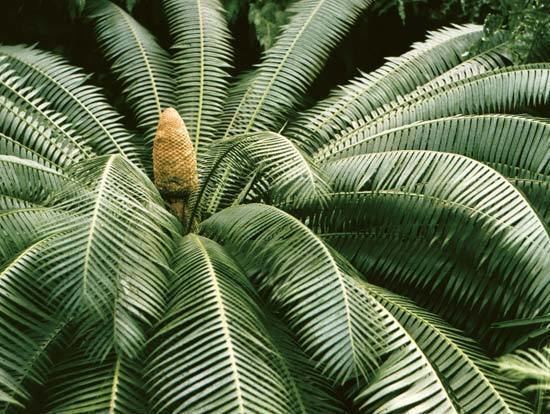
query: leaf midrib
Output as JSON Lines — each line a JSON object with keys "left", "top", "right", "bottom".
{"left": 304, "top": 27, "right": 481, "bottom": 138}
{"left": 332, "top": 67, "right": 549, "bottom": 148}
{"left": 82, "top": 156, "right": 114, "bottom": 301}
{"left": 115, "top": 5, "right": 162, "bottom": 118}
{"left": 193, "top": 235, "right": 246, "bottom": 414}
{"left": 331, "top": 189, "right": 547, "bottom": 247}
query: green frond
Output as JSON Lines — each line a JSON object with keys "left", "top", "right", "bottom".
{"left": 0, "top": 44, "right": 142, "bottom": 165}
{"left": 0, "top": 318, "right": 66, "bottom": 412}
{"left": 492, "top": 315, "right": 550, "bottom": 355}
{"left": 201, "top": 203, "right": 386, "bottom": 383}
{"left": 0, "top": 196, "right": 36, "bottom": 211}
{"left": 264, "top": 312, "right": 346, "bottom": 413}
{"left": 0, "top": 74, "right": 91, "bottom": 167}
{"left": 89, "top": 0, "right": 175, "bottom": 146}
{"left": 423, "top": 47, "right": 511, "bottom": 86}
{"left": 288, "top": 151, "right": 549, "bottom": 344}
{"left": 362, "top": 284, "right": 533, "bottom": 413}
{"left": 163, "top": 0, "right": 232, "bottom": 157}
{"left": 0, "top": 0, "right": 547, "bottom": 409}
{"left": 318, "top": 64, "right": 550, "bottom": 159}
{"left": 0, "top": 155, "right": 68, "bottom": 203}
{"left": 0, "top": 234, "right": 69, "bottom": 410}
{"left": 33, "top": 155, "right": 178, "bottom": 357}
{"left": 70, "top": 316, "right": 120, "bottom": 363}
{"left": 317, "top": 114, "right": 549, "bottom": 174}
{"left": 188, "top": 131, "right": 330, "bottom": 224}
{"left": 220, "top": 0, "right": 374, "bottom": 138}
{"left": 314, "top": 114, "right": 550, "bottom": 222}
{"left": 287, "top": 24, "right": 489, "bottom": 152}
{"left": 0, "top": 208, "right": 63, "bottom": 261}
{"left": 499, "top": 347, "right": 550, "bottom": 395}
{"left": 508, "top": 176, "right": 550, "bottom": 225}
{"left": 312, "top": 260, "right": 460, "bottom": 413}
{"left": 146, "top": 234, "right": 294, "bottom": 413}
{"left": 354, "top": 345, "right": 458, "bottom": 413}
{"left": 0, "top": 238, "right": 59, "bottom": 328}
{"left": 46, "top": 351, "right": 147, "bottom": 413}
{"left": 0, "top": 132, "right": 60, "bottom": 171}
{"left": 0, "top": 97, "right": 71, "bottom": 169}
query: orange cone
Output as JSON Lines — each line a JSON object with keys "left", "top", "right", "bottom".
{"left": 153, "top": 108, "right": 199, "bottom": 222}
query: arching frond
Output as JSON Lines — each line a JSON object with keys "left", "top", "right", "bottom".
{"left": 318, "top": 65, "right": 550, "bottom": 159}
{"left": 327, "top": 261, "right": 461, "bottom": 413}
{"left": 0, "top": 0, "right": 547, "bottom": 410}
{"left": 220, "top": 0, "right": 374, "bottom": 138}
{"left": 492, "top": 315, "right": 550, "bottom": 354}
{"left": 0, "top": 44, "right": 142, "bottom": 165}
{"left": 0, "top": 317, "right": 66, "bottom": 412}
{"left": 146, "top": 234, "right": 294, "bottom": 414}
{"left": 46, "top": 351, "right": 147, "bottom": 413}
{"left": 509, "top": 176, "right": 550, "bottom": 225}
{"left": 163, "top": 0, "right": 232, "bottom": 157}
{"left": 289, "top": 151, "right": 549, "bottom": 345}
{"left": 0, "top": 72, "right": 91, "bottom": 167}
{"left": 318, "top": 114, "right": 549, "bottom": 173}
{"left": 0, "top": 239, "right": 61, "bottom": 333}
{"left": 0, "top": 155, "right": 68, "bottom": 203}
{"left": 287, "top": 24, "right": 489, "bottom": 152}
{"left": 498, "top": 347, "right": 550, "bottom": 395}
{"left": 201, "top": 203, "right": 385, "bottom": 383}
{"left": 35, "top": 155, "right": 178, "bottom": 357}
{"left": 357, "top": 346, "right": 458, "bottom": 413}
{"left": 314, "top": 114, "right": 550, "bottom": 221}
{"left": 0, "top": 208, "right": 63, "bottom": 261}
{"left": 0, "top": 196, "right": 36, "bottom": 211}
{"left": 0, "top": 234, "right": 69, "bottom": 410}
{"left": 89, "top": 0, "right": 175, "bottom": 146}
{"left": 264, "top": 312, "right": 346, "bottom": 414}
{"left": 188, "top": 131, "right": 329, "bottom": 224}
{"left": 360, "top": 284, "right": 533, "bottom": 413}
{"left": 422, "top": 47, "right": 511, "bottom": 87}
{"left": 0, "top": 132, "right": 60, "bottom": 170}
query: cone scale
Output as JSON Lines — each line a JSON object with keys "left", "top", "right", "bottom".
{"left": 153, "top": 108, "right": 199, "bottom": 224}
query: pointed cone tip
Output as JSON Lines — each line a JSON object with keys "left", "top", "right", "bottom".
{"left": 159, "top": 107, "right": 185, "bottom": 130}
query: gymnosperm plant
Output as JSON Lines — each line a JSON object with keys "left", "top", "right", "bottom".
{"left": 0, "top": 0, "right": 548, "bottom": 412}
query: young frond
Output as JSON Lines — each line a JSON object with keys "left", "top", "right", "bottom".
{"left": 146, "top": 235, "right": 295, "bottom": 413}
{"left": 287, "top": 24, "right": 488, "bottom": 153}
{"left": 220, "top": 0, "right": 374, "bottom": 138}
{"left": 202, "top": 203, "right": 386, "bottom": 383}
{"left": 499, "top": 347, "right": 550, "bottom": 395}
{"left": 89, "top": 0, "right": 175, "bottom": 148}
{"left": 188, "top": 131, "right": 330, "bottom": 224}
{"left": 0, "top": 44, "right": 142, "bottom": 166}
{"left": 163, "top": 0, "right": 232, "bottom": 158}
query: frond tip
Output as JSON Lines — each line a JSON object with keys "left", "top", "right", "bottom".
{"left": 153, "top": 108, "right": 199, "bottom": 207}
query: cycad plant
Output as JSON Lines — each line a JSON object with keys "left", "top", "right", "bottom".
{"left": 0, "top": 0, "right": 548, "bottom": 412}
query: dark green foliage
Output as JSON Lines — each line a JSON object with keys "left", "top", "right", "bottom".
{"left": 0, "top": 0, "right": 548, "bottom": 413}
{"left": 225, "top": 0, "right": 295, "bottom": 50}
{"left": 376, "top": 0, "right": 550, "bottom": 62}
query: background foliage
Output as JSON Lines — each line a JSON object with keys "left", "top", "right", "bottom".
{"left": 3, "top": 0, "right": 548, "bottom": 121}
